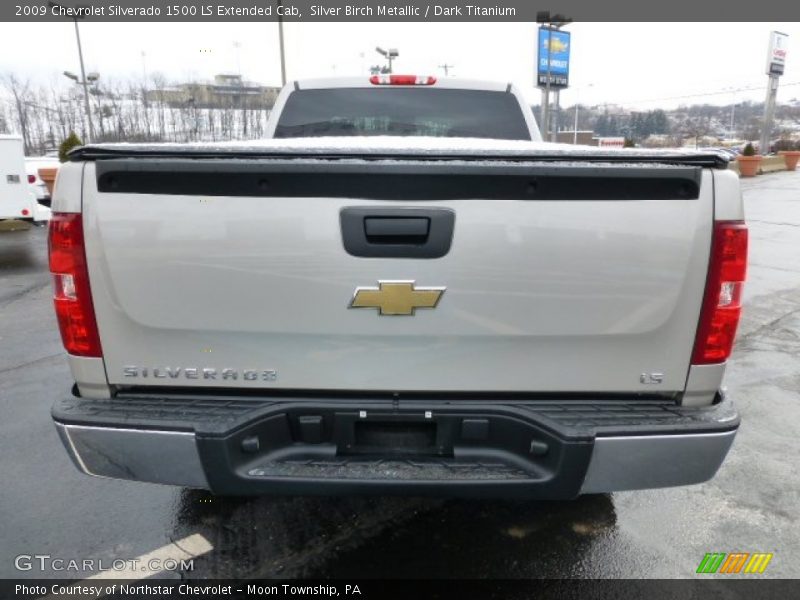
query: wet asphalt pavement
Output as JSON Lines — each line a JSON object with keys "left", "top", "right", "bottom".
{"left": 1, "top": 170, "right": 799, "bottom": 580}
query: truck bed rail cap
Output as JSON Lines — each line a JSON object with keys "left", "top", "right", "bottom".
{"left": 69, "top": 137, "right": 730, "bottom": 169}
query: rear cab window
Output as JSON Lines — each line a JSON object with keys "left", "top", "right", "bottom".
{"left": 274, "top": 88, "right": 531, "bottom": 140}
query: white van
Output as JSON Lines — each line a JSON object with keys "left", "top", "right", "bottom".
{"left": 0, "top": 135, "right": 51, "bottom": 224}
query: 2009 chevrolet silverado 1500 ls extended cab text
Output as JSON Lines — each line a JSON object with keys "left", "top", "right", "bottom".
{"left": 49, "top": 76, "right": 746, "bottom": 498}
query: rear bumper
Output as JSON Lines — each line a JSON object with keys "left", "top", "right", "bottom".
{"left": 52, "top": 392, "right": 739, "bottom": 498}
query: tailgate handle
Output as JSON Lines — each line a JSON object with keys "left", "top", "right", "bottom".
{"left": 364, "top": 217, "right": 430, "bottom": 244}
{"left": 340, "top": 207, "right": 455, "bottom": 259}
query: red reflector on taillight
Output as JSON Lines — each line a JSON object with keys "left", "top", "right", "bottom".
{"left": 692, "top": 221, "right": 748, "bottom": 364}
{"left": 48, "top": 213, "right": 102, "bottom": 357}
{"left": 369, "top": 74, "right": 437, "bottom": 85}
{"left": 28, "top": 174, "right": 36, "bottom": 184}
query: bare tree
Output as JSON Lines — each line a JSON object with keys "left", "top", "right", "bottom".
{"left": 679, "top": 116, "right": 712, "bottom": 148}
{"left": 3, "top": 73, "right": 34, "bottom": 154}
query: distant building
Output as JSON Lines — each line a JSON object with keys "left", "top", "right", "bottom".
{"left": 556, "top": 131, "right": 629, "bottom": 147}
{"left": 599, "top": 104, "right": 627, "bottom": 115}
{"left": 555, "top": 131, "right": 595, "bottom": 145}
{"left": 146, "top": 74, "right": 279, "bottom": 109}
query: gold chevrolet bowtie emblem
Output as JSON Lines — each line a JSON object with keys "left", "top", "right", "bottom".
{"left": 350, "top": 280, "right": 445, "bottom": 316}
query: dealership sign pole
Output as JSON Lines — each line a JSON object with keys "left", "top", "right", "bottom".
{"left": 759, "top": 31, "right": 788, "bottom": 154}
{"left": 543, "top": 26, "right": 552, "bottom": 140}
{"left": 536, "top": 22, "right": 570, "bottom": 142}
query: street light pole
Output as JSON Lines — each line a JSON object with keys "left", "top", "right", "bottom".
{"left": 233, "top": 41, "right": 242, "bottom": 77}
{"left": 573, "top": 83, "right": 593, "bottom": 145}
{"left": 277, "top": 0, "right": 286, "bottom": 86}
{"left": 63, "top": 70, "right": 99, "bottom": 141}
{"left": 375, "top": 47, "right": 399, "bottom": 74}
{"left": 72, "top": 18, "right": 94, "bottom": 142}
{"left": 49, "top": 1, "right": 94, "bottom": 142}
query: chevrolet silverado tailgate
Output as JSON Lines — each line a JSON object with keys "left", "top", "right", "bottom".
{"left": 77, "top": 147, "right": 715, "bottom": 395}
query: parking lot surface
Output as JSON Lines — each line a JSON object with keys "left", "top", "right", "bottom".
{"left": 1, "top": 170, "right": 799, "bottom": 579}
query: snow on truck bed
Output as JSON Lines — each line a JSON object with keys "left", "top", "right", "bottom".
{"left": 70, "top": 136, "right": 730, "bottom": 168}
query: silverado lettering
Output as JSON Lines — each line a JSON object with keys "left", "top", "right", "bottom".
{"left": 123, "top": 366, "right": 277, "bottom": 382}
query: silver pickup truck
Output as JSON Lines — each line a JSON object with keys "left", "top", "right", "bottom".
{"left": 50, "top": 76, "right": 747, "bottom": 498}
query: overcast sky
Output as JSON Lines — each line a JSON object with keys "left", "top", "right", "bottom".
{"left": 0, "top": 21, "right": 798, "bottom": 109}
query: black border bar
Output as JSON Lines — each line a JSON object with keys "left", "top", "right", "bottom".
{"left": 4, "top": 0, "right": 799, "bottom": 22}
{"left": 3, "top": 579, "right": 799, "bottom": 599}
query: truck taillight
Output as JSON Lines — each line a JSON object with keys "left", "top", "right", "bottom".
{"left": 692, "top": 221, "right": 748, "bottom": 364}
{"left": 48, "top": 213, "right": 102, "bottom": 357}
{"left": 369, "top": 74, "right": 437, "bottom": 85}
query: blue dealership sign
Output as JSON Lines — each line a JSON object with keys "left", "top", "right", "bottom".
{"left": 537, "top": 27, "right": 570, "bottom": 88}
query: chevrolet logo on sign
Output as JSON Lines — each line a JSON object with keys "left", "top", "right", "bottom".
{"left": 350, "top": 281, "right": 445, "bottom": 316}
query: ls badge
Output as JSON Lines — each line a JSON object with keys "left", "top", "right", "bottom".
{"left": 350, "top": 280, "right": 445, "bottom": 316}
